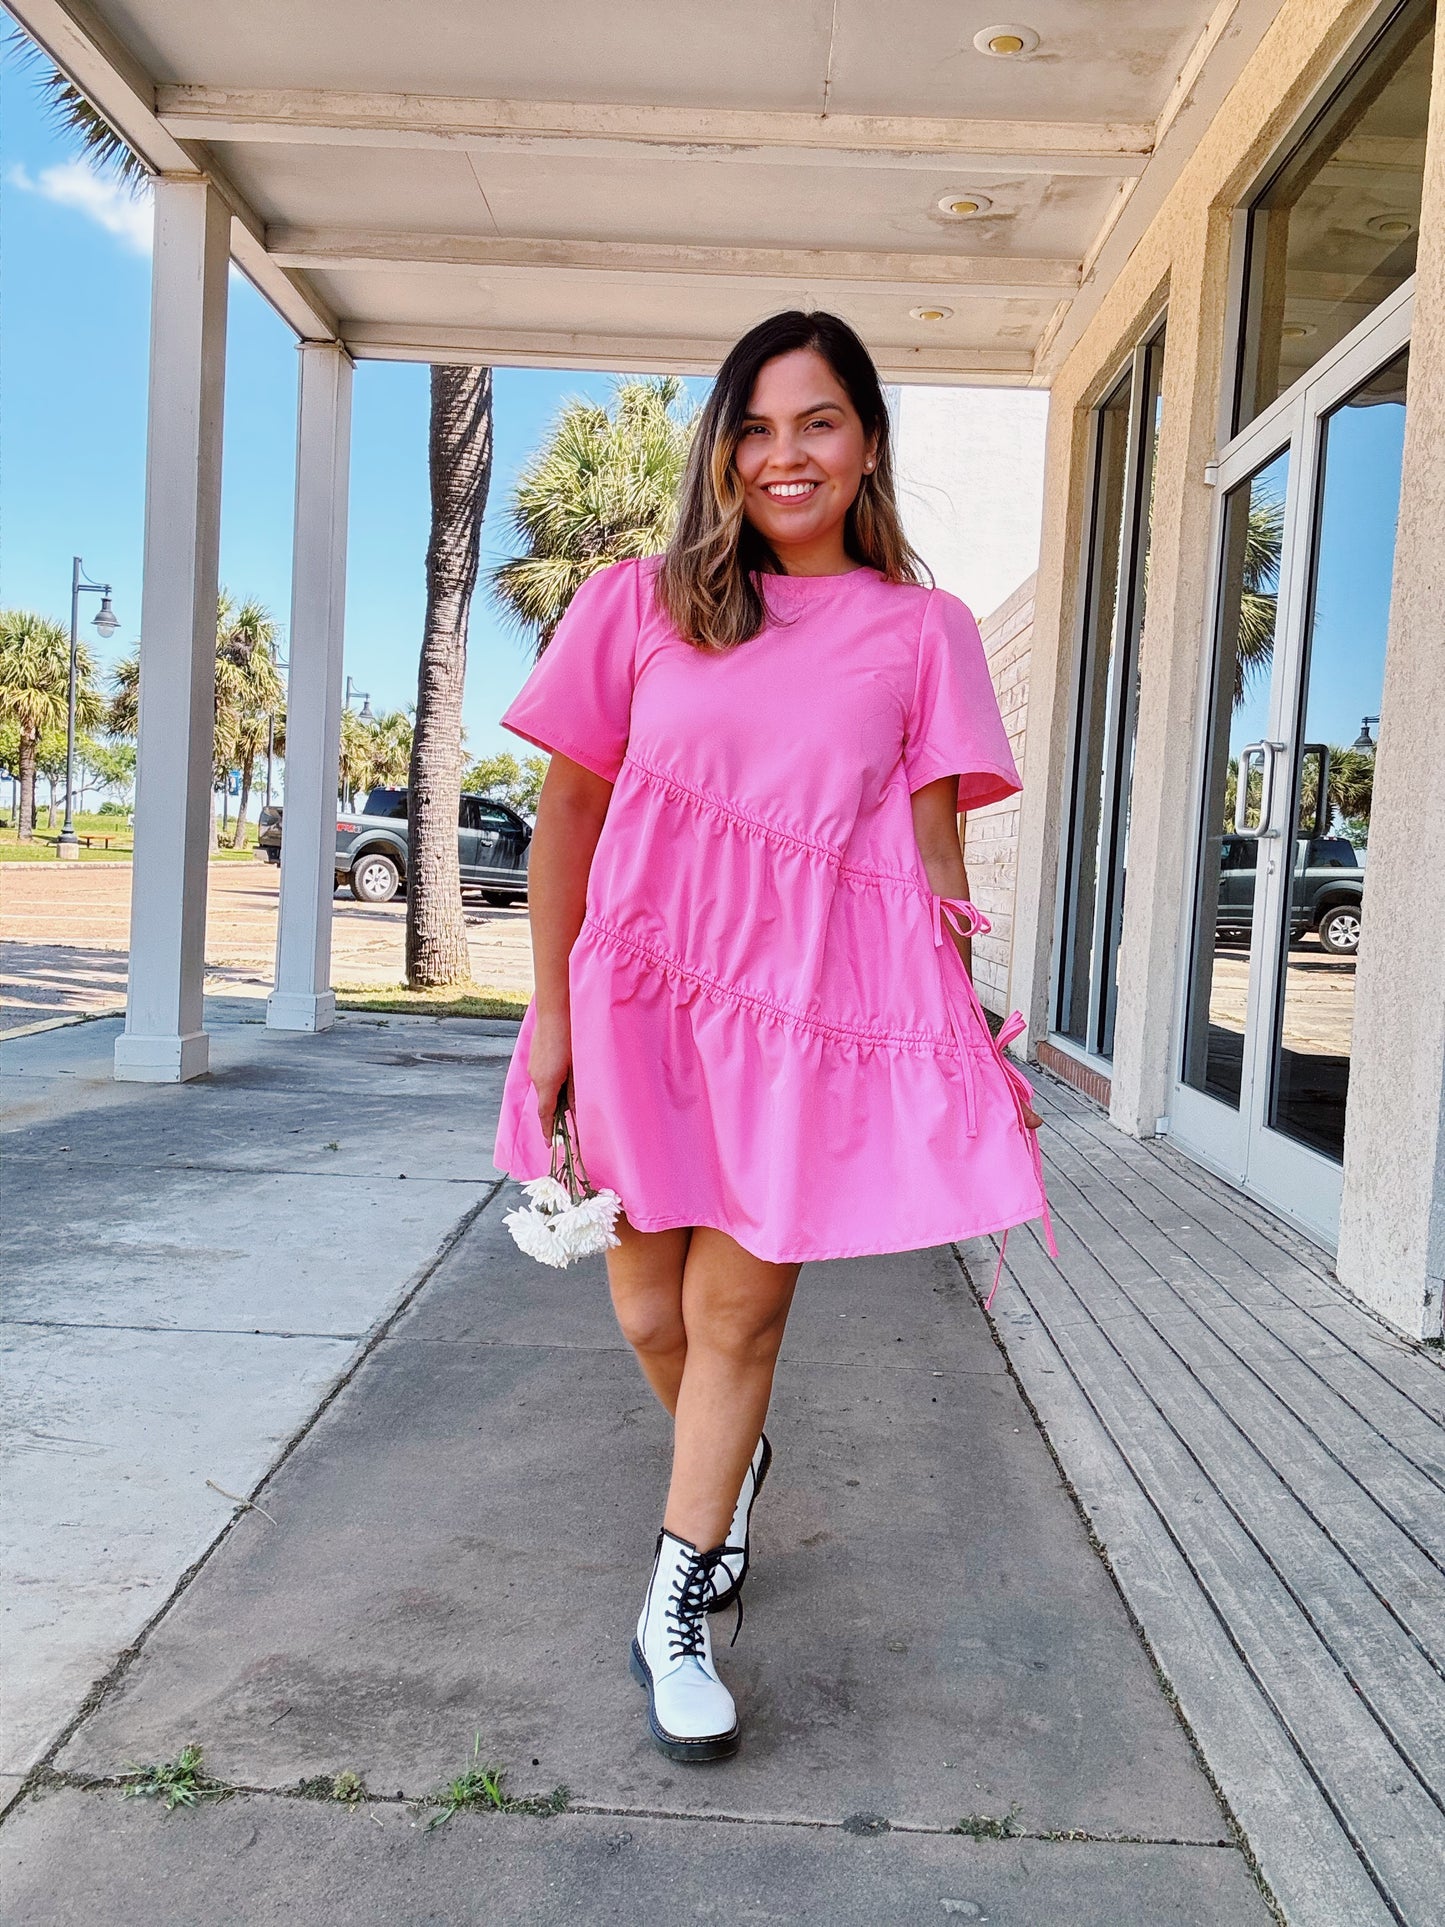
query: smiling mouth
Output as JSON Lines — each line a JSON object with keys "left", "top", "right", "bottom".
{"left": 762, "top": 480, "right": 821, "bottom": 500}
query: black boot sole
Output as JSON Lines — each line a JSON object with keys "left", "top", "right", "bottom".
{"left": 629, "top": 1640, "right": 740, "bottom": 1762}
{"left": 708, "top": 1432, "right": 772, "bottom": 1615}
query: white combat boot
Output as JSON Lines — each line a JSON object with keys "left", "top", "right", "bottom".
{"left": 631, "top": 1530, "right": 740, "bottom": 1761}
{"left": 709, "top": 1433, "right": 772, "bottom": 1613}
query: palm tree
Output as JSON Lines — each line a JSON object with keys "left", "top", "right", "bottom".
{"left": 214, "top": 594, "right": 284, "bottom": 845}
{"left": 0, "top": 610, "right": 102, "bottom": 836}
{"left": 490, "top": 377, "right": 696, "bottom": 655}
{"left": 7, "top": 31, "right": 149, "bottom": 190}
{"left": 408, "top": 366, "right": 494, "bottom": 988}
{"left": 111, "top": 593, "right": 283, "bottom": 845}
{"left": 1234, "top": 490, "right": 1287, "bottom": 707}
{"left": 337, "top": 708, "right": 375, "bottom": 809}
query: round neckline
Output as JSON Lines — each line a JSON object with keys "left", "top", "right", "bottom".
{"left": 759, "top": 566, "right": 880, "bottom": 595}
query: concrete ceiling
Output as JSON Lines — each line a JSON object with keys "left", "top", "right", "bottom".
{"left": 17, "top": 0, "right": 1290, "bottom": 384}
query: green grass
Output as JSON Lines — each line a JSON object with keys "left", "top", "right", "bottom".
{"left": 334, "top": 982, "right": 530, "bottom": 1020}
{"left": 120, "top": 1744, "right": 229, "bottom": 1811}
{"left": 421, "top": 1736, "right": 569, "bottom": 1831}
{"left": 0, "top": 812, "right": 266, "bottom": 863}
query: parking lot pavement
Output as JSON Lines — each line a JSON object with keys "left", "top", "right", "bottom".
{"left": 0, "top": 863, "right": 534, "bottom": 1031}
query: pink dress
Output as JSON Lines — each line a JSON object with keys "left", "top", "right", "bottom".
{"left": 493, "top": 557, "right": 1046, "bottom": 1264}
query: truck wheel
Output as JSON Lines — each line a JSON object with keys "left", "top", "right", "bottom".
{"left": 1318, "top": 904, "right": 1361, "bottom": 955}
{"left": 351, "top": 852, "right": 401, "bottom": 904}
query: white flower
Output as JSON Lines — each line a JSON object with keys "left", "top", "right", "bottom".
{"left": 505, "top": 1183, "right": 623, "bottom": 1268}
{"left": 520, "top": 1175, "right": 572, "bottom": 1212}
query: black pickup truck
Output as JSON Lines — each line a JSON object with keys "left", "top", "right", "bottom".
{"left": 258, "top": 788, "right": 531, "bottom": 905}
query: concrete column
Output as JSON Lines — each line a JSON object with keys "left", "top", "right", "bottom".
{"left": 1336, "top": 21, "right": 1445, "bottom": 1342}
{"left": 115, "top": 178, "right": 229, "bottom": 1084}
{"left": 267, "top": 343, "right": 353, "bottom": 1032}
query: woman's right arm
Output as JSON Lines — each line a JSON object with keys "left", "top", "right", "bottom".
{"left": 526, "top": 750, "right": 614, "bottom": 1141}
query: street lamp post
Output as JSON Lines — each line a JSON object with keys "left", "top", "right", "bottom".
{"left": 59, "top": 558, "right": 119, "bottom": 860}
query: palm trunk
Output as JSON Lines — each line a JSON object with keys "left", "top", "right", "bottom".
{"left": 232, "top": 746, "right": 255, "bottom": 849}
{"left": 407, "top": 365, "right": 494, "bottom": 988}
{"left": 17, "top": 736, "right": 36, "bottom": 839}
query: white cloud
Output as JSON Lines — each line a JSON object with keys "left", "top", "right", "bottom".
{"left": 8, "top": 159, "right": 153, "bottom": 254}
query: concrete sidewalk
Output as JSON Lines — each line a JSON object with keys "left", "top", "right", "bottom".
{"left": 1, "top": 1004, "right": 510, "bottom": 1786}
{"left": 1, "top": 1014, "right": 1270, "bottom": 1922}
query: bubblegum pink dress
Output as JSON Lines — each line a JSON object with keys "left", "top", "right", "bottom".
{"left": 493, "top": 557, "right": 1043, "bottom": 1263}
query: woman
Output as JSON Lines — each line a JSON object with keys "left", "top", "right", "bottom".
{"left": 494, "top": 310, "right": 1046, "bottom": 1764}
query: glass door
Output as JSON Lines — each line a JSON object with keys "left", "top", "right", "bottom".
{"left": 1173, "top": 298, "right": 1412, "bottom": 1242}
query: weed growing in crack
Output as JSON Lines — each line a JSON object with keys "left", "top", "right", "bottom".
{"left": 121, "top": 1745, "right": 228, "bottom": 1811}
{"left": 952, "top": 1803, "right": 1023, "bottom": 1840}
{"left": 294, "top": 1770, "right": 367, "bottom": 1805}
{"left": 421, "top": 1735, "right": 569, "bottom": 1831}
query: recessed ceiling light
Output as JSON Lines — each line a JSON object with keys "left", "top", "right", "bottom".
{"left": 1281, "top": 324, "right": 1317, "bottom": 340}
{"left": 973, "top": 22, "right": 1039, "bottom": 56}
{"left": 1365, "top": 213, "right": 1414, "bottom": 239}
{"left": 910, "top": 306, "right": 953, "bottom": 322}
{"left": 938, "top": 192, "right": 992, "bottom": 217}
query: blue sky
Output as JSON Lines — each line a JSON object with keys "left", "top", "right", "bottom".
{"left": 0, "top": 31, "right": 702, "bottom": 769}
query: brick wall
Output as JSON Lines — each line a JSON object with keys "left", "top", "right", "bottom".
{"left": 963, "top": 572, "right": 1035, "bottom": 1016}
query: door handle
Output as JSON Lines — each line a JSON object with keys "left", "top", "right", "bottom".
{"left": 1234, "top": 742, "right": 1284, "bottom": 838}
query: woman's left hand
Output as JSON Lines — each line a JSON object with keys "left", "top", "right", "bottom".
{"left": 1022, "top": 1103, "right": 1042, "bottom": 1131}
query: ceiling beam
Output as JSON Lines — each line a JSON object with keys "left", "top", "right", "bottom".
{"left": 268, "top": 228, "right": 1080, "bottom": 297}
{"left": 339, "top": 319, "right": 1039, "bottom": 384}
{"left": 8, "top": 0, "right": 339, "bottom": 342}
{"left": 157, "top": 86, "right": 1154, "bottom": 179}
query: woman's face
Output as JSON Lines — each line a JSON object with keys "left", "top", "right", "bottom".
{"left": 732, "top": 348, "right": 876, "bottom": 562}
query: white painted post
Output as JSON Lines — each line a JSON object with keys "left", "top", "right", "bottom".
{"left": 267, "top": 343, "right": 353, "bottom": 1032}
{"left": 115, "top": 179, "right": 229, "bottom": 1084}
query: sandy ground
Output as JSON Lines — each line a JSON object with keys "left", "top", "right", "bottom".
{"left": 0, "top": 860, "right": 534, "bottom": 1031}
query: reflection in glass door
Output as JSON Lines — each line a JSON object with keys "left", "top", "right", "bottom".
{"left": 1174, "top": 304, "right": 1411, "bottom": 1241}
{"left": 1182, "top": 450, "right": 1289, "bottom": 1108}
{"left": 1267, "top": 348, "right": 1409, "bottom": 1160}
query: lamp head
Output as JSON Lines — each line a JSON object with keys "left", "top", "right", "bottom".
{"left": 93, "top": 593, "right": 119, "bottom": 640}
{"left": 358, "top": 698, "right": 375, "bottom": 725}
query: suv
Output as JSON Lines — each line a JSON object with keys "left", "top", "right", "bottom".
{"left": 336, "top": 787, "right": 531, "bottom": 904}
{"left": 255, "top": 790, "right": 531, "bottom": 903}
{"left": 1215, "top": 834, "right": 1364, "bottom": 954}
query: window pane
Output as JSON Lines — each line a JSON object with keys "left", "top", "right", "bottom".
{"left": 1056, "top": 330, "right": 1165, "bottom": 1058}
{"left": 1234, "top": 0, "right": 1433, "bottom": 433}
{"left": 1182, "top": 450, "right": 1289, "bottom": 1107}
{"left": 1268, "top": 348, "right": 1408, "bottom": 1160}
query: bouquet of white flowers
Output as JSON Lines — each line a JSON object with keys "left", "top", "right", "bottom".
{"left": 504, "top": 1079, "right": 623, "bottom": 1268}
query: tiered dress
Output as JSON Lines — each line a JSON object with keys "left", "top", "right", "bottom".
{"left": 493, "top": 557, "right": 1047, "bottom": 1263}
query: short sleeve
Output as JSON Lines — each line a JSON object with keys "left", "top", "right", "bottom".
{"left": 500, "top": 559, "right": 641, "bottom": 782}
{"left": 902, "top": 589, "right": 1022, "bottom": 810}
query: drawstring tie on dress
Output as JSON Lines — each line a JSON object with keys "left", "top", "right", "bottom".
{"left": 932, "top": 895, "right": 1059, "bottom": 1311}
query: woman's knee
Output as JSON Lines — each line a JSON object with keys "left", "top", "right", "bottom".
{"left": 607, "top": 1226, "right": 689, "bottom": 1356}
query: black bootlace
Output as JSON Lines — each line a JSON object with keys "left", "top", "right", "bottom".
{"left": 667, "top": 1545, "right": 727, "bottom": 1660}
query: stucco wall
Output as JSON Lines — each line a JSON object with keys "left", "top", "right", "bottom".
{"left": 892, "top": 385, "right": 1050, "bottom": 622}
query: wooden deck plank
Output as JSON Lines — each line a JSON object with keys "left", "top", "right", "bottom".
{"left": 1040, "top": 1125, "right": 1445, "bottom": 1538}
{"left": 1038, "top": 1154, "right": 1445, "bottom": 1706}
{"left": 1040, "top": 1102, "right": 1445, "bottom": 1435}
{"left": 955, "top": 1240, "right": 1395, "bottom": 1927}
{"left": 994, "top": 1224, "right": 1445, "bottom": 1917}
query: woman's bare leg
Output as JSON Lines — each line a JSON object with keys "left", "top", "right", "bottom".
{"left": 664, "top": 1227, "right": 799, "bottom": 1550}
{"left": 605, "top": 1217, "right": 692, "bottom": 1413}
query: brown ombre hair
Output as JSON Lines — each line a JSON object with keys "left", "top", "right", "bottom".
{"left": 658, "top": 311, "right": 928, "bottom": 650}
